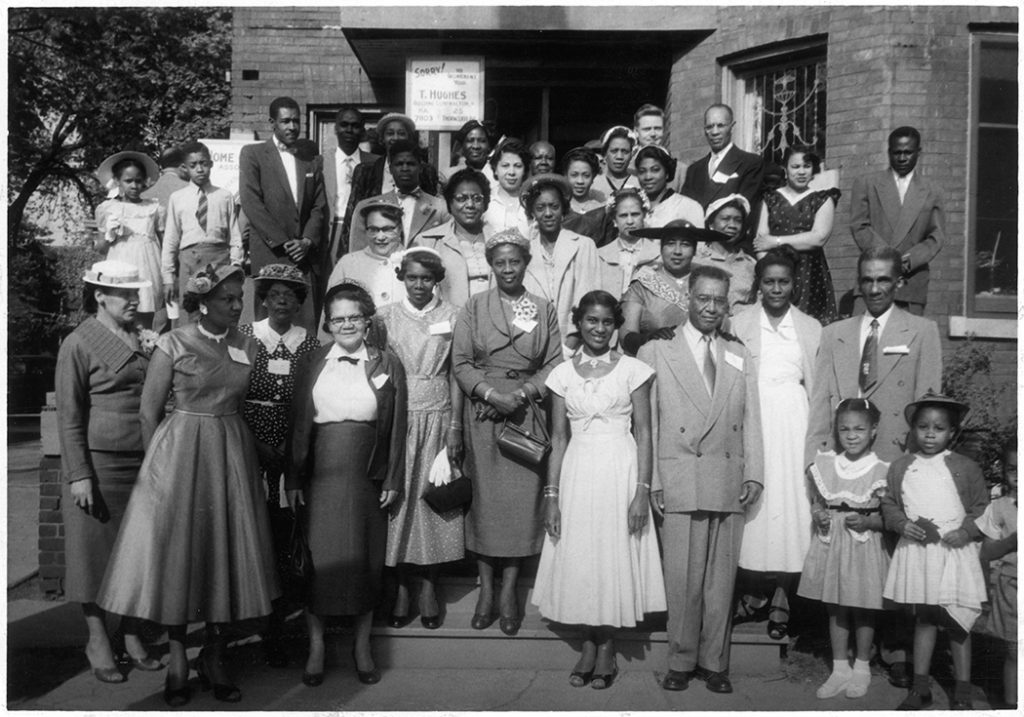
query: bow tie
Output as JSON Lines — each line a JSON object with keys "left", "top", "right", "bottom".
{"left": 619, "top": 245, "right": 637, "bottom": 254}
{"left": 278, "top": 143, "right": 297, "bottom": 156}
{"left": 399, "top": 189, "right": 421, "bottom": 200}
{"left": 336, "top": 355, "right": 360, "bottom": 365}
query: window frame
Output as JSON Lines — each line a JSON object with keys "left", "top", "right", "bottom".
{"left": 965, "top": 31, "right": 1018, "bottom": 320}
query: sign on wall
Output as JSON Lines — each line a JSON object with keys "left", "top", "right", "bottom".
{"left": 405, "top": 56, "right": 485, "bottom": 131}
{"left": 199, "top": 138, "right": 261, "bottom": 197}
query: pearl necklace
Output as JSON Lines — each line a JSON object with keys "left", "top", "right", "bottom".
{"left": 197, "top": 323, "right": 229, "bottom": 343}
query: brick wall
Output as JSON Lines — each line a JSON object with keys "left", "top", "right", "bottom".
{"left": 231, "top": 7, "right": 377, "bottom": 137}
{"left": 38, "top": 456, "right": 65, "bottom": 596}
{"left": 666, "top": 5, "right": 1018, "bottom": 415}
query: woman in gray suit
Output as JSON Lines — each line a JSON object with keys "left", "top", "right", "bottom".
{"left": 731, "top": 248, "right": 821, "bottom": 639}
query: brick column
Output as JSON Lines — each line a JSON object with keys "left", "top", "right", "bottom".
{"left": 38, "top": 456, "right": 66, "bottom": 596}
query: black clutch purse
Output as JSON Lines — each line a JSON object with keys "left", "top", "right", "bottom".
{"left": 423, "top": 474, "right": 473, "bottom": 513}
{"left": 286, "top": 509, "right": 314, "bottom": 588}
{"left": 496, "top": 398, "right": 550, "bottom": 466}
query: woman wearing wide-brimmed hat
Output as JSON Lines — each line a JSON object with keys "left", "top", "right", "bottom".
{"left": 98, "top": 263, "right": 280, "bottom": 706}
{"left": 94, "top": 150, "right": 165, "bottom": 328}
{"left": 239, "top": 264, "right": 321, "bottom": 666}
{"left": 56, "top": 260, "right": 163, "bottom": 684}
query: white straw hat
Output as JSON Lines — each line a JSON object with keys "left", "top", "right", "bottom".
{"left": 82, "top": 260, "right": 151, "bottom": 290}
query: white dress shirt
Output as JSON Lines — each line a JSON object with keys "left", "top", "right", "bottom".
{"left": 381, "top": 158, "right": 396, "bottom": 195}
{"left": 313, "top": 344, "right": 377, "bottom": 422}
{"left": 859, "top": 304, "right": 894, "bottom": 354}
{"left": 161, "top": 183, "right": 243, "bottom": 284}
{"left": 708, "top": 142, "right": 735, "bottom": 178}
{"left": 398, "top": 189, "right": 419, "bottom": 242}
{"left": 892, "top": 169, "right": 914, "bottom": 204}
{"left": 274, "top": 137, "right": 299, "bottom": 204}
{"left": 682, "top": 320, "right": 716, "bottom": 368}
{"left": 335, "top": 149, "right": 361, "bottom": 216}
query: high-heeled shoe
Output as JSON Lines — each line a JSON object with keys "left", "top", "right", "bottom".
{"left": 591, "top": 666, "right": 618, "bottom": 690}
{"left": 85, "top": 649, "right": 127, "bottom": 684}
{"left": 351, "top": 648, "right": 380, "bottom": 685}
{"left": 420, "top": 614, "right": 442, "bottom": 630}
{"left": 124, "top": 652, "right": 164, "bottom": 672}
{"left": 387, "top": 612, "right": 414, "bottom": 629}
{"left": 163, "top": 673, "right": 191, "bottom": 707}
{"left": 196, "top": 648, "right": 242, "bottom": 703}
{"left": 471, "top": 612, "right": 495, "bottom": 630}
{"left": 301, "top": 670, "right": 324, "bottom": 687}
{"left": 569, "top": 669, "right": 594, "bottom": 687}
{"left": 498, "top": 614, "right": 522, "bottom": 637}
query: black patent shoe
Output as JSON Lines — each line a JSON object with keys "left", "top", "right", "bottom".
{"left": 163, "top": 674, "right": 192, "bottom": 708}
{"left": 352, "top": 649, "right": 380, "bottom": 685}
{"left": 695, "top": 666, "right": 733, "bottom": 694}
{"left": 662, "top": 669, "right": 692, "bottom": 691}
{"left": 387, "top": 613, "right": 414, "bottom": 629}
{"left": 301, "top": 671, "right": 324, "bottom": 687}
{"left": 897, "top": 690, "right": 934, "bottom": 710}
{"left": 471, "top": 612, "right": 495, "bottom": 630}
{"left": 196, "top": 649, "right": 241, "bottom": 703}
{"left": 420, "top": 614, "right": 442, "bottom": 630}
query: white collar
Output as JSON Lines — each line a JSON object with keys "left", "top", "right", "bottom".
{"left": 339, "top": 147, "right": 360, "bottom": 162}
{"left": 273, "top": 137, "right": 294, "bottom": 155}
{"left": 251, "top": 318, "right": 307, "bottom": 354}
{"left": 861, "top": 304, "right": 895, "bottom": 334}
{"left": 711, "top": 142, "right": 734, "bottom": 160}
{"left": 577, "top": 349, "right": 612, "bottom": 367}
{"left": 891, "top": 168, "right": 914, "bottom": 185}
{"left": 682, "top": 320, "right": 714, "bottom": 346}
{"left": 325, "top": 343, "right": 369, "bottom": 362}
{"left": 403, "top": 295, "right": 440, "bottom": 316}
{"left": 759, "top": 306, "right": 794, "bottom": 331}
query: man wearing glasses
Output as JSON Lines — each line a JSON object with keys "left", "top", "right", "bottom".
{"left": 639, "top": 263, "right": 763, "bottom": 696}
{"left": 346, "top": 139, "right": 449, "bottom": 255}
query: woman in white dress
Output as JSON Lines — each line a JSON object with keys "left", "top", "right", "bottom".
{"left": 482, "top": 138, "right": 531, "bottom": 236}
{"left": 533, "top": 290, "right": 666, "bottom": 690}
{"left": 731, "top": 248, "right": 821, "bottom": 639}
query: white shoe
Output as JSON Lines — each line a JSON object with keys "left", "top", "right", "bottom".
{"left": 816, "top": 670, "right": 851, "bottom": 699}
{"left": 845, "top": 670, "right": 871, "bottom": 698}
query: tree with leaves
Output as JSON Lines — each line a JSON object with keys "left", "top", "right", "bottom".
{"left": 8, "top": 7, "right": 233, "bottom": 243}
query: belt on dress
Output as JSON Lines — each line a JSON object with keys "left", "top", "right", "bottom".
{"left": 827, "top": 502, "right": 879, "bottom": 515}
{"left": 481, "top": 368, "right": 535, "bottom": 380}
{"left": 174, "top": 408, "right": 238, "bottom": 417}
{"left": 244, "top": 399, "right": 289, "bottom": 407}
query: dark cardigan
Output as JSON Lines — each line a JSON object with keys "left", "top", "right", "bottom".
{"left": 880, "top": 451, "right": 989, "bottom": 539}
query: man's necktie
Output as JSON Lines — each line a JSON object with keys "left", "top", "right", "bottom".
{"left": 708, "top": 153, "right": 720, "bottom": 178}
{"left": 702, "top": 334, "right": 716, "bottom": 396}
{"left": 859, "top": 319, "right": 879, "bottom": 393}
{"left": 343, "top": 157, "right": 355, "bottom": 183}
{"left": 337, "top": 356, "right": 360, "bottom": 365}
{"left": 196, "top": 191, "right": 208, "bottom": 233}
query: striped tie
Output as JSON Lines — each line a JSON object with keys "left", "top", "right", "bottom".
{"left": 196, "top": 190, "right": 208, "bottom": 233}
{"left": 702, "top": 334, "right": 716, "bottom": 396}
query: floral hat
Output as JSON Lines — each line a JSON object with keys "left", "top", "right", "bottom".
{"left": 253, "top": 263, "right": 308, "bottom": 287}
{"left": 82, "top": 260, "right": 151, "bottom": 290}
{"left": 484, "top": 227, "right": 531, "bottom": 253}
{"left": 184, "top": 263, "right": 245, "bottom": 296}
{"left": 705, "top": 193, "right": 751, "bottom": 224}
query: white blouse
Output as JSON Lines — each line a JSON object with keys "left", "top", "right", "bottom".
{"left": 312, "top": 344, "right": 378, "bottom": 423}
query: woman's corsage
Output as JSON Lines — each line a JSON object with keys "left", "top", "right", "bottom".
{"left": 136, "top": 327, "right": 159, "bottom": 358}
{"left": 510, "top": 294, "right": 538, "bottom": 323}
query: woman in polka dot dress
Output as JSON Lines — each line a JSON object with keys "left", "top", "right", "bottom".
{"left": 239, "top": 264, "right": 320, "bottom": 666}
{"left": 753, "top": 145, "right": 839, "bottom": 325}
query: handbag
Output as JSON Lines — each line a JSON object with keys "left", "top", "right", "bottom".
{"left": 496, "top": 397, "right": 550, "bottom": 466}
{"left": 286, "top": 509, "right": 314, "bottom": 589}
{"left": 423, "top": 473, "right": 473, "bottom": 513}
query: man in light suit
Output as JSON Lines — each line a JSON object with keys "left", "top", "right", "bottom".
{"left": 322, "top": 106, "right": 378, "bottom": 270}
{"left": 239, "top": 96, "right": 327, "bottom": 325}
{"left": 347, "top": 140, "right": 448, "bottom": 255}
{"left": 682, "top": 104, "right": 764, "bottom": 214}
{"left": 850, "top": 126, "right": 946, "bottom": 315}
{"left": 805, "top": 246, "right": 942, "bottom": 689}
{"left": 640, "top": 263, "right": 764, "bottom": 695}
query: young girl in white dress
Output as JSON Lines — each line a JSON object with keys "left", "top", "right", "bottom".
{"left": 798, "top": 398, "right": 890, "bottom": 700}
{"left": 533, "top": 290, "right": 666, "bottom": 691}
{"left": 881, "top": 393, "right": 990, "bottom": 710}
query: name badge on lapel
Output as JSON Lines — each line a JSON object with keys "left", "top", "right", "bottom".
{"left": 883, "top": 345, "right": 910, "bottom": 355}
{"left": 512, "top": 317, "right": 537, "bottom": 334}
{"left": 372, "top": 373, "right": 390, "bottom": 389}
{"left": 227, "top": 346, "right": 251, "bottom": 365}
{"left": 428, "top": 320, "right": 452, "bottom": 336}
{"left": 712, "top": 170, "right": 739, "bottom": 184}
{"left": 267, "top": 358, "right": 291, "bottom": 375}
{"left": 724, "top": 352, "right": 744, "bottom": 371}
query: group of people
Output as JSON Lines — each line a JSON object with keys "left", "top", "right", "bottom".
{"left": 55, "top": 95, "right": 1014, "bottom": 710}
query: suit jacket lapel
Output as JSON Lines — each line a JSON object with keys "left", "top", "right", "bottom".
{"left": 875, "top": 173, "right": 901, "bottom": 235}
{"left": 263, "top": 140, "right": 297, "bottom": 209}
{"left": 552, "top": 231, "right": 580, "bottom": 297}
{"left": 661, "top": 327, "right": 711, "bottom": 418}
{"left": 704, "top": 334, "right": 738, "bottom": 435}
{"left": 834, "top": 317, "right": 863, "bottom": 398}
{"left": 323, "top": 149, "right": 338, "bottom": 202}
{"left": 871, "top": 308, "right": 910, "bottom": 393}
{"left": 295, "top": 156, "right": 310, "bottom": 209}
{"left": 716, "top": 146, "right": 742, "bottom": 176}
{"left": 893, "top": 177, "right": 925, "bottom": 243}
{"left": 408, "top": 195, "right": 433, "bottom": 242}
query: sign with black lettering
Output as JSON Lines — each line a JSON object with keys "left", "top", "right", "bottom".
{"left": 199, "top": 138, "right": 261, "bottom": 197}
{"left": 406, "top": 56, "right": 485, "bottom": 131}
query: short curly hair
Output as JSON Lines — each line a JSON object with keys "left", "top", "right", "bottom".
{"left": 522, "top": 177, "right": 570, "bottom": 218}
{"left": 323, "top": 283, "right": 376, "bottom": 320}
{"left": 634, "top": 145, "right": 677, "bottom": 182}
{"left": 443, "top": 168, "right": 491, "bottom": 211}
{"left": 571, "top": 290, "right": 624, "bottom": 329}
{"left": 396, "top": 249, "right": 446, "bottom": 282}
{"left": 489, "top": 138, "right": 530, "bottom": 172}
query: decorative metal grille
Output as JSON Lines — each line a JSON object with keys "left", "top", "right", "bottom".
{"left": 746, "top": 59, "right": 827, "bottom": 166}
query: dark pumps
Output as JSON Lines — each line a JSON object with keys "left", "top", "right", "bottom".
{"left": 301, "top": 670, "right": 324, "bottom": 687}
{"left": 196, "top": 648, "right": 242, "bottom": 703}
{"left": 471, "top": 612, "right": 496, "bottom": 630}
{"left": 352, "top": 648, "right": 381, "bottom": 685}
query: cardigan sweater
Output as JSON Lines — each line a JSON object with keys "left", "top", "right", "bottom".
{"left": 880, "top": 451, "right": 989, "bottom": 539}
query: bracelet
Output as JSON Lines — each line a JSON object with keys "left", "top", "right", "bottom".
{"left": 483, "top": 387, "right": 495, "bottom": 403}
{"left": 449, "top": 422, "right": 463, "bottom": 429}
{"left": 636, "top": 482, "right": 651, "bottom": 490}
{"left": 543, "top": 485, "right": 560, "bottom": 497}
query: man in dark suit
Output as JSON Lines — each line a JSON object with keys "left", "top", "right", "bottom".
{"left": 850, "top": 126, "right": 946, "bottom": 315}
{"left": 321, "top": 106, "right": 379, "bottom": 285}
{"left": 341, "top": 112, "right": 439, "bottom": 248}
{"left": 806, "top": 246, "right": 942, "bottom": 688}
{"left": 682, "top": 104, "right": 764, "bottom": 215}
{"left": 239, "top": 96, "right": 327, "bottom": 326}
{"left": 640, "top": 263, "right": 763, "bottom": 695}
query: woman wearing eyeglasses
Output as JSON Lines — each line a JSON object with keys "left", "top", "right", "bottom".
{"left": 286, "top": 281, "right": 407, "bottom": 687}
{"left": 324, "top": 199, "right": 407, "bottom": 311}
{"left": 415, "top": 168, "right": 492, "bottom": 308}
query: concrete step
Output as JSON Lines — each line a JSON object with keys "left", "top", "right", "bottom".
{"left": 340, "top": 577, "right": 785, "bottom": 675}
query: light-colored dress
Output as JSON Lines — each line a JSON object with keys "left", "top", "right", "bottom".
{"left": 482, "top": 186, "right": 531, "bottom": 236}
{"left": 976, "top": 496, "right": 1018, "bottom": 642}
{"left": 620, "top": 266, "right": 690, "bottom": 351}
{"left": 380, "top": 298, "right": 465, "bottom": 566}
{"left": 591, "top": 173, "right": 640, "bottom": 199}
{"left": 533, "top": 356, "right": 666, "bottom": 626}
{"left": 97, "top": 325, "right": 279, "bottom": 624}
{"left": 798, "top": 451, "right": 890, "bottom": 609}
{"left": 883, "top": 451, "right": 989, "bottom": 631}
{"left": 738, "top": 309, "right": 812, "bottom": 573}
{"left": 95, "top": 197, "right": 165, "bottom": 312}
